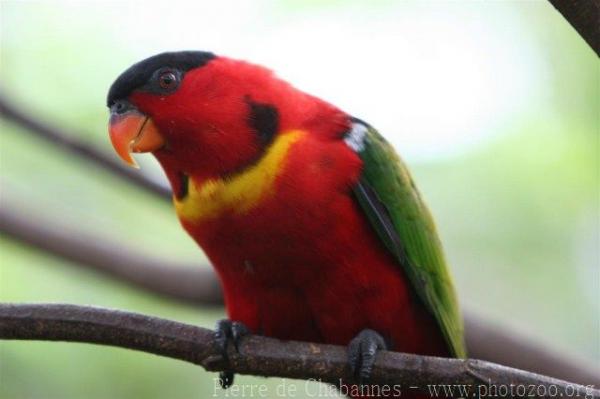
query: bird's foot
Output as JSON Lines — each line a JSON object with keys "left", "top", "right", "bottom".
{"left": 348, "top": 329, "right": 388, "bottom": 383}
{"left": 214, "top": 319, "right": 249, "bottom": 389}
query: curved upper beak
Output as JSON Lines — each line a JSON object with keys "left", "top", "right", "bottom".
{"left": 108, "top": 102, "right": 164, "bottom": 168}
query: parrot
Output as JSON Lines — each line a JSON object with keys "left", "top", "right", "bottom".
{"left": 107, "top": 51, "right": 465, "bottom": 397}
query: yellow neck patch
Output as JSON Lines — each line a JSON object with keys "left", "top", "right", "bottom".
{"left": 174, "top": 130, "right": 304, "bottom": 223}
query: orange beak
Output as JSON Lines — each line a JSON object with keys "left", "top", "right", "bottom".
{"left": 108, "top": 109, "right": 164, "bottom": 168}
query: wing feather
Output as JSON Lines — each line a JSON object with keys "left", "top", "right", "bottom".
{"left": 350, "top": 121, "right": 466, "bottom": 358}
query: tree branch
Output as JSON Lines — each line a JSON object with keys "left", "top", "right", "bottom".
{"left": 0, "top": 93, "right": 172, "bottom": 199}
{"left": 463, "top": 314, "right": 600, "bottom": 388}
{"left": 1, "top": 303, "right": 597, "bottom": 399}
{"left": 547, "top": 0, "right": 599, "bottom": 56}
{"left": 2, "top": 204, "right": 599, "bottom": 387}
{"left": 0, "top": 205, "right": 222, "bottom": 306}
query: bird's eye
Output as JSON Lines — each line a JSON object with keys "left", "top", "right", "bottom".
{"left": 158, "top": 71, "right": 178, "bottom": 90}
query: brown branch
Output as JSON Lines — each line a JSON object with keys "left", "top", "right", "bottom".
{"left": 0, "top": 205, "right": 222, "bottom": 306}
{"left": 1, "top": 303, "right": 597, "bottom": 399}
{"left": 464, "top": 313, "right": 600, "bottom": 388}
{"left": 547, "top": 0, "right": 599, "bottom": 56}
{"left": 0, "top": 93, "right": 172, "bottom": 199}
{"left": 2, "top": 204, "right": 599, "bottom": 387}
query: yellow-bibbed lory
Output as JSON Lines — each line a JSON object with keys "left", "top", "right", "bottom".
{"left": 107, "top": 51, "right": 465, "bottom": 397}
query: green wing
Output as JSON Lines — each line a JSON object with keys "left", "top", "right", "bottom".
{"left": 349, "top": 121, "right": 466, "bottom": 358}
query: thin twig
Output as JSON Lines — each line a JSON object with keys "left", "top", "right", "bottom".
{"left": 0, "top": 93, "right": 171, "bottom": 198}
{"left": 547, "top": 0, "right": 599, "bottom": 56}
{"left": 1, "top": 303, "right": 597, "bottom": 399}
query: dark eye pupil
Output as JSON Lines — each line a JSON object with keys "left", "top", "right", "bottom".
{"left": 159, "top": 73, "right": 176, "bottom": 89}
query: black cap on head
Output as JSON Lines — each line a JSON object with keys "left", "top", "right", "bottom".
{"left": 107, "top": 51, "right": 215, "bottom": 107}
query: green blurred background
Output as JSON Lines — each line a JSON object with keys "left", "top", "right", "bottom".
{"left": 0, "top": 1, "right": 597, "bottom": 398}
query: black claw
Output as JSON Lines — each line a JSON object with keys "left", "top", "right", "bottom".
{"left": 219, "top": 371, "right": 234, "bottom": 389}
{"left": 214, "top": 319, "right": 250, "bottom": 389}
{"left": 347, "top": 329, "right": 387, "bottom": 383}
{"left": 215, "top": 319, "right": 232, "bottom": 359}
{"left": 231, "top": 322, "right": 250, "bottom": 352}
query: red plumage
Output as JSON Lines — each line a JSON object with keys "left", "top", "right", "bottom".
{"left": 184, "top": 133, "right": 447, "bottom": 355}
{"left": 129, "top": 56, "right": 449, "bottom": 397}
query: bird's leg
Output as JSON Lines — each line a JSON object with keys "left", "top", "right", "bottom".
{"left": 214, "top": 319, "right": 249, "bottom": 389}
{"left": 347, "top": 329, "right": 388, "bottom": 383}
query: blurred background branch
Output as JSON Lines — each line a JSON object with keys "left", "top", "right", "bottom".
{"left": 0, "top": 205, "right": 221, "bottom": 306}
{"left": 547, "top": 0, "right": 599, "bottom": 56}
{"left": 0, "top": 93, "right": 171, "bottom": 199}
{"left": 2, "top": 303, "right": 598, "bottom": 399}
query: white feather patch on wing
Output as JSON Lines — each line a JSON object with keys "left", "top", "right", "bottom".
{"left": 344, "top": 122, "right": 369, "bottom": 152}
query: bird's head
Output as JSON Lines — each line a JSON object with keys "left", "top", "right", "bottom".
{"left": 108, "top": 51, "right": 342, "bottom": 184}
{"left": 107, "top": 52, "right": 215, "bottom": 169}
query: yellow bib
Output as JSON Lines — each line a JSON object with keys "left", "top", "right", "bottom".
{"left": 174, "top": 130, "right": 304, "bottom": 222}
